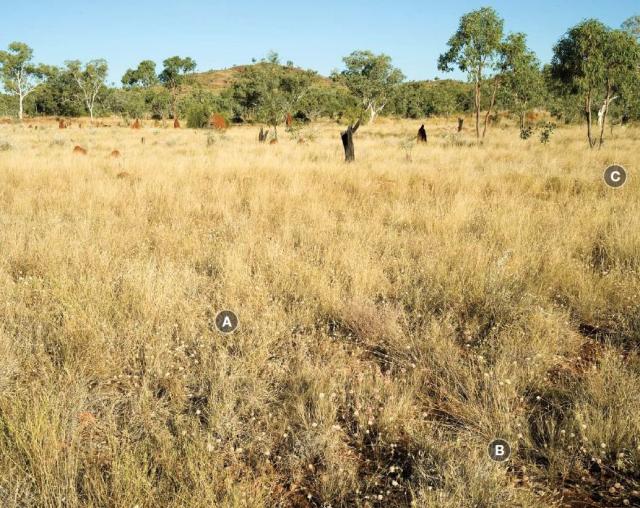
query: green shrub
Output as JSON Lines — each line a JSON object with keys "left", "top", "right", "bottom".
{"left": 539, "top": 122, "right": 556, "bottom": 144}
{"left": 186, "top": 104, "right": 211, "bottom": 129}
{"left": 520, "top": 126, "right": 533, "bottom": 140}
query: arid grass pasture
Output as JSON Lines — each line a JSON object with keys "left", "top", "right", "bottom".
{"left": 0, "top": 118, "right": 639, "bottom": 507}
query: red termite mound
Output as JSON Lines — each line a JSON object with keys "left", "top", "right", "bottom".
{"left": 210, "top": 114, "right": 228, "bottom": 130}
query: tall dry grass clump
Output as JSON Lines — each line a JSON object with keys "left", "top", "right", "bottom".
{"left": 0, "top": 118, "right": 639, "bottom": 507}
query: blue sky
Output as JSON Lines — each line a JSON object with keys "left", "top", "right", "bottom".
{"left": 2, "top": 1, "right": 638, "bottom": 85}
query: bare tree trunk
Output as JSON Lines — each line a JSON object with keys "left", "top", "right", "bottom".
{"left": 519, "top": 112, "right": 525, "bottom": 130}
{"left": 474, "top": 79, "right": 481, "bottom": 139}
{"left": 482, "top": 79, "right": 498, "bottom": 139}
{"left": 170, "top": 88, "right": 178, "bottom": 120}
{"left": 18, "top": 95, "right": 24, "bottom": 121}
{"left": 367, "top": 103, "right": 377, "bottom": 125}
{"left": 586, "top": 91, "right": 595, "bottom": 148}
{"left": 598, "top": 87, "right": 617, "bottom": 149}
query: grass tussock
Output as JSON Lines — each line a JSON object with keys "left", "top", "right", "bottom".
{"left": 0, "top": 118, "right": 639, "bottom": 507}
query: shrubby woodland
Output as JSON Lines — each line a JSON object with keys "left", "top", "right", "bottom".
{"left": 1, "top": 9, "right": 640, "bottom": 145}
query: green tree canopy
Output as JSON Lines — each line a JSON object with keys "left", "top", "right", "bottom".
{"left": 122, "top": 60, "right": 158, "bottom": 88}
{"left": 622, "top": 15, "right": 640, "bottom": 39}
{"left": 499, "top": 33, "right": 545, "bottom": 129}
{"left": 0, "top": 42, "right": 50, "bottom": 120}
{"left": 334, "top": 50, "right": 404, "bottom": 124}
{"left": 231, "top": 57, "right": 315, "bottom": 136}
{"left": 65, "top": 59, "right": 109, "bottom": 121}
{"left": 159, "top": 56, "right": 196, "bottom": 118}
{"left": 551, "top": 19, "right": 640, "bottom": 147}
{"left": 438, "top": 7, "right": 504, "bottom": 138}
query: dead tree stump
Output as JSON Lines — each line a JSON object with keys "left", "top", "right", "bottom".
{"left": 417, "top": 124, "right": 427, "bottom": 143}
{"left": 457, "top": 118, "right": 464, "bottom": 132}
{"left": 259, "top": 127, "right": 269, "bottom": 143}
{"left": 341, "top": 120, "right": 360, "bottom": 162}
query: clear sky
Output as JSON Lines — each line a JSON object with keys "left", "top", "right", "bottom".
{"left": 2, "top": 1, "right": 638, "bottom": 85}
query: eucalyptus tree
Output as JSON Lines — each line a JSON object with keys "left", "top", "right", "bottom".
{"left": 0, "top": 42, "right": 49, "bottom": 120}
{"left": 438, "top": 7, "right": 504, "bottom": 139}
{"left": 65, "top": 59, "right": 109, "bottom": 121}
{"left": 334, "top": 50, "right": 404, "bottom": 124}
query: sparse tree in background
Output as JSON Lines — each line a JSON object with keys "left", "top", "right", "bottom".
{"left": 65, "top": 59, "right": 108, "bottom": 121}
{"left": 29, "top": 66, "right": 85, "bottom": 117}
{"left": 499, "top": 33, "right": 545, "bottom": 129}
{"left": 620, "top": 15, "right": 640, "bottom": 125}
{"left": 334, "top": 50, "right": 405, "bottom": 124}
{"left": 0, "top": 42, "right": 49, "bottom": 120}
{"left": 597, "top": 29, "right": 640, "bottom": 145}
{"left": 622, "top": 15, "right": 640, "bottom": 39}
{"left": 231, "top": 55, "right": 315, "bottom": 138}
{"left": 438, "top": 7, "right": 504, "bottom": 139}
{"left": 159, "top": 56, "right": 196, "bottom": 119}
{"left": 551, "top": 20, "right": 640, "bottom": 147}
{"left": 146, "top": 88, "right": 172, "bottom": 121}
{"left": 122, "top": 60, "right": 158, "bottom": 88}
{"left": 552, "top": 20, "right": 608, "bottom": 148}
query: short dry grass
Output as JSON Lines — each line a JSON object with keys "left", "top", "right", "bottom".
{"left": 0, "top": 118, "right": 639, "bottom": 507}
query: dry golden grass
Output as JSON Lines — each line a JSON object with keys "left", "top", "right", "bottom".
{"left": 0, "top": 118, "right": 639, "bottom": 507}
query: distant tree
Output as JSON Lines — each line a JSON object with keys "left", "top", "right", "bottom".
{"left": 597, "top": 30, "right": 640, "bottom": 143}
{"left": 622, "top": 15, "right": 640, "bottom": 39}
{"left": 390, "top": 81, "right": 470, "bottom": 118}
{"left": 30, "top": 66, "right": 85, "bottom": 117}
{"left": 499, "top": 33, "right": 545, "bottom": 129}
{"left": 0, "top": 42, "right": 49, "bottom": 120}
{"left": 438, "top": 7, "right": 504, "bottom": 139}
{"left": 122, "top": 60, "right": 158, "bottom": 88}
{"left": 103, "top": 87, "right": 147, "bottom": 121}
{"left": 65, "top": 59, "right": 108, "bottom": 121}
{"left": 620, "top": 15, "right": 640, "bottom": 123}
{"left": 177, "top": 87, "right": 234, "bottom": 126}
{"left": 231, "top": 57, "right": 315, "bottom": 137}
{"left": 551, "top": 20, "right": 640, "bottom": 147}
{"left": 159, "top": 56, "right": 197, "bottom": 118}
{"left": 552, "top": 21, "right": 607, "bottom": 147}
{"left": 265, "top": 51, "right": 280, "bottom": 65}
{"left": 146, "top": 88, "right": 172, "bottom": 120}
{"left": 298, "top": 86, "right": 357, "bottom": 121}
{"left": 334, "top": 50, "right": 404, "bottom": 124}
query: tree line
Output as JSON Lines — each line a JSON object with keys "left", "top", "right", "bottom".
{"left": 1, "top": 9, "right": 639, "bottom": 147}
